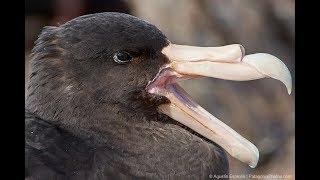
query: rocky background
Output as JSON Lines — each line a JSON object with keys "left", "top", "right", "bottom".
{"left": 26, "top": 0, "right": 295, "bottom": 179}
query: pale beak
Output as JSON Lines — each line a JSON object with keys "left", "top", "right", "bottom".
{"left": 146, "top": 43, "right": 292, "bottom": 168}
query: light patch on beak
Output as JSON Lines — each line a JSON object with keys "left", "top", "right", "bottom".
{"left": 146, "top": 43, "right": 292, "bottom": 168}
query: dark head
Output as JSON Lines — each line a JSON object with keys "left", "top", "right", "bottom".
{"left": 27, "top": 13, "right": 171, "bottom": 130}
{"left": 26, "top": 12, "right": 292, "bottom": 174}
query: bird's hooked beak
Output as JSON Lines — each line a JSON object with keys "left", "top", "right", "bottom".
{"left": 146, "top": 43, "right": 292, "bottom": 168}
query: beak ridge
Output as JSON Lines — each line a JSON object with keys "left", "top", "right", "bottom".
{"left": 162, "top": 44, "right": 245, "bottom": 63}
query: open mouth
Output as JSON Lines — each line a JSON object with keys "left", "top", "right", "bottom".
{"left": 146, "top": 43, "right": 292, "bottom": 168}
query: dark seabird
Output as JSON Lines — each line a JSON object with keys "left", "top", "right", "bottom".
{"left": 25, "top": 12, "right": 292, "bottom": 179}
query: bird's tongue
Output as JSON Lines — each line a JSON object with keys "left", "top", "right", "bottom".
{"left": 157, "top": 83, "right": 259, "bottom": 168}
{"left": 147, "top": 43, "right": 292, "bottom": 168}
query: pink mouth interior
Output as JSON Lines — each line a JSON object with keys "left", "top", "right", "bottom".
{"left": 167, "top": 84, "right": 198, "bottom": 108}
{"left": 146, "top": 67, "right": 193, "bottom": 95}
{"left": 146, "top": 67, "right": 204, "bottom": 117}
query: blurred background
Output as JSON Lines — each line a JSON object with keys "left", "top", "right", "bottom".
{"left": 25, "top": 0, "right": 295, "bottom": 179}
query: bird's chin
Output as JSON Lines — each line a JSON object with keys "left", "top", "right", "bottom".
{"left": 146, "top": 43, "right": 292, "bottom": 168}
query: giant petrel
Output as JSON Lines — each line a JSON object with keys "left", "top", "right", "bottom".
{"left": 25, "top": 12, "right": 292, "bottom": 179}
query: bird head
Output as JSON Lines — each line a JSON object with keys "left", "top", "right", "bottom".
{"left": 27, "top": 12, "right": 292, "bottom": 168}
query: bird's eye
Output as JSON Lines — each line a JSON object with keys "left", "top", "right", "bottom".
{"left": 113, "top": 51, "right": 133, "bottom": 64}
